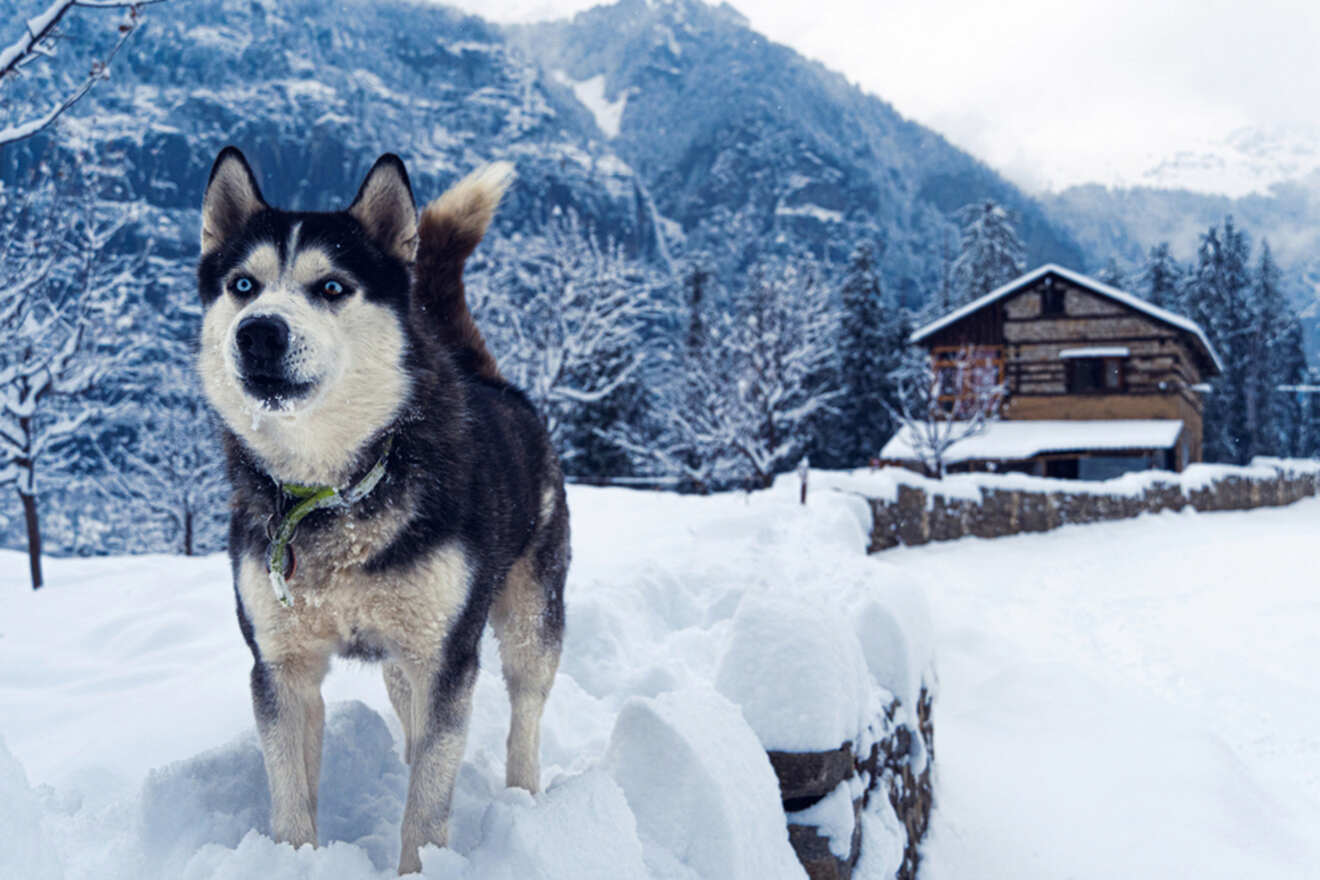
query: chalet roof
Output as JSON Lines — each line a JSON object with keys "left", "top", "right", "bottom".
{"left": 910, "top": 264, "right": 1224, "bottom": 375}
{"left": 880, "top": 419, "right": 1185, "bottom": 465}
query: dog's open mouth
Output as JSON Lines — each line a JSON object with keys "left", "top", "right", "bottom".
{"left": 241, "top": 374, "right": 316, "bottom": 408}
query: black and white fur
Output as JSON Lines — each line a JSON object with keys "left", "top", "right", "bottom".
{"left": 196, "top": 147, "right": 568, "bottom": 875}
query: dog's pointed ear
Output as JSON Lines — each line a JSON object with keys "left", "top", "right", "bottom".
{"left": 349, "top": 154, "right": 418, "bottom": 263}
{"left": 201, "top": 147, "right": 266, "bottom": 255}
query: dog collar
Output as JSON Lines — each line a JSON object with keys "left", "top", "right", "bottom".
{"left": 265, "top": 435, "right": 394, "bottom": 608}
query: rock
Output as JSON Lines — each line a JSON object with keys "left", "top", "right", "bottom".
{"left": 767, "top": 743, "right": 854, "bottom": 808}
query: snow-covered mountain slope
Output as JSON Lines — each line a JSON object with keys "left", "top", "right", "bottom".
{"left": 0, "top": 479, "right": 930, "bottom": 879}
{"left": 0, "top": 0, "right": 669, "bottom": 259}
{"left": 509, "top": 0, "right": 1084, "bottom": 303}
{"left": 1, "top": 0, "right": 1088, "bottom": 315}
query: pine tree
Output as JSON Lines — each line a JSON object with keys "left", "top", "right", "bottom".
{"left": 1096, "top": 257, "right": 1126, "bottom": 289}
{"left": 1183, "top": 221, "right": 1308, "bottom": 463}
{"left": 1246, "top": 243, "right": 1306, "bottom": 459}
{"left": 1139, "top": 243, "right": 1183, "bottom": 310}
{"left": 1185, "top": 218, "right": 1253, "bottom": 463}
{"left": 950, "top": 200, "right": 1025, "bottom": 307}
{"left": 829, "top": 241, "right": 909, "bottom": 467}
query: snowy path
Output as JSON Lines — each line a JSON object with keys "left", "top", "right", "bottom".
{"left": 881, "top": 498, "right": 1320, "bottom": 880}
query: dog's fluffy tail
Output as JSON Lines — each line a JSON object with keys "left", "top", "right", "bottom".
{"left": 414, "top": 162, "right": 514, "bottom": 382}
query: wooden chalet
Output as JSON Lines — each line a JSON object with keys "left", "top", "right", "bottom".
{"left": 882, "top": 264, "right": 1223, "bottom": 479}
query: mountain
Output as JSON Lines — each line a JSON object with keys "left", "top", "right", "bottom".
{"left": 0, "top": 0, "right": 669, "bottom": 261}
{"left": 1042, "top": 176, "right": 1320, "bottom": 356}
{"left": 509, "top": 0, "right": 1085, "bottom": 305}
{"left": 1, "top": 0, "right": 1090, "bottom": 311}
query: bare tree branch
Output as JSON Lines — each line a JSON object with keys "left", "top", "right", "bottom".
{"left": 0, "top": 0, "right": 168, "bottom": 146}
{"left": 885, "top": 345, "right": 1004, "bottom": 478}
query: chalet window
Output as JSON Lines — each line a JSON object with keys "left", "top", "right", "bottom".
{"left": 1067, "top": 357, "right": 1125, "bottom": 393}
{"left": 938, "top": 365, "right": 959, "bottom": 397}
{"left": 1041, "top": 286, "right": 1065, "bottom": 316}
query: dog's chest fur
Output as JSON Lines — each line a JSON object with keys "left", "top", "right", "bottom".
{"left": 236, "top": 504, "right": 472, "bottom": 666}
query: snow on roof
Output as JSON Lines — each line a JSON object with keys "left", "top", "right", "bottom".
{"left": 910, "top": 264, "right": 1224, "bottom": 374}
{"left": 1059, "top": 346, "right": 1130, "bottom": 359}
{"left": 880, "top": 419, "right": 1185, "bottom": 465}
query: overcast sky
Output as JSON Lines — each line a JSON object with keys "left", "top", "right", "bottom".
{"left": 441, "top": 0, "right": 1320, "bottom": 195}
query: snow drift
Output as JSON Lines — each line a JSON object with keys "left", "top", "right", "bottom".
{"left": 0, "top": 479, "right": 934, "bottom": 879}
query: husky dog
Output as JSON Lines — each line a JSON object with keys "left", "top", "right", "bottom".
{"left": 196, "top": 147, "right": 567, "bottom": 874}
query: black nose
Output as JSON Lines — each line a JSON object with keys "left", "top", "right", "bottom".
{"left": 236, "top": 314, "right": 289, "bottom": 375}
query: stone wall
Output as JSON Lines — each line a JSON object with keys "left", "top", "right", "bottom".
{"left": 864, "top": 459, "right": 1320, "bottom": 552}
{"left": 768, "top": 687, "right": 935, "bottom": 880}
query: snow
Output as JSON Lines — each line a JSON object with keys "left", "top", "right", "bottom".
{"left": 880, "top": 419, "right": 1185, "bottom": 464}
{"left": 0, "top": 738, "right": 61, "bottom": 880}
{"left": 787, "top": 778, "right": 861, "bottom": 860}
{"left": 9, "top": 474, "right": 1313, "bottom": 878}
{"left": 0, "top": 481, "right": 930, "bottom": 878}
{"left": 605, "top": 687, "right": 801, "bottom": 879}
{"left": 552, "top": 72, "right": 629, "bottom": 139}
{"left": 775, "top": 203, "right": 845, "bottom": 223}
{"left": 715, "top": 594, "right": 871, "bottom": 751}
{"left": 818, "top": 460, "right": 1313, "bottom": 510}
{"left": 1058, "top": 345, "right": 1129, "bottom": 358}
{"left": 910, "top": 264, "right": 1224, "bottom": 373}
{"left": 893, "top": 498, "right": 1320, "bottom": 879}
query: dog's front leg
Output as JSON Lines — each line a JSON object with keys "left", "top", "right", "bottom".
{"left": 252, "top": 655, "right": 327, "bottom": 849}
{"left": 397, "top": 653, "right": 478, "bottom": 875}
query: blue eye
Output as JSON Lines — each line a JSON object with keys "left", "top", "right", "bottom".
{"left": 321, "top": 279, "right": 345, "bottom": 296}
{"left": 234, "top": 276, "right": 254, "bottom": 294}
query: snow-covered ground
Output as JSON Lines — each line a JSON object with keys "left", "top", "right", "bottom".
{"left": 0, "top": 481, "right": 927, "bottom": 880}
{"left": 895, "top": 498, "right": 1320, "bottom": 880}
{"left": 3, "top": 482, "right": 1318, "bottom": 879}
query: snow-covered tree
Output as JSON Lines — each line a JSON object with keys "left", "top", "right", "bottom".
{"left": 720, "top": 258, "right": 842, "bottom": 488}
{"left": 1185, "top": 218, "right": 1253, "bottom": 462}
{"left": 94, "top": 368, "right": 228, "bottom": 556}
{"left": 1182, "top": 221, "right": 1310, "bottom": 463}
{"left": 1, "top": 175, "right": 91, "bottom": 588}
{"left": 1139, "top": 242, "right": 1183, "bottom": 310}
{"left": 885, "top": 345, "right": 1004, "bottom": 479}
{"left": 616, "top": 259, "right": 744, "bottom": 491}
{"left": 827, "top": 240, "right": 910, "bottom": 467}
{"left": 469, "top": 211, "right": 658, "bottom": 471}
{"left": 1, "top": 0, "right": 168, "bottom": 145}
{"left": 1244, "top": 242, "right": 1307, "bottom": 459}
{"left": 1096, "top": 256, "right": 1126, "bottom": 289}
{"left": 950, "top": 200, "right": 1025, "bottom": 307}
{"left": 0, "top": 156, "right": 143, "bottom": 586}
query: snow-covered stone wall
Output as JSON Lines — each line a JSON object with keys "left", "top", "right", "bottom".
{"left": 816, "top": 459, "right": 1320, "bottom": 551}
{"left": 714, "top": 587, "right": 936, "bottom": 879}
